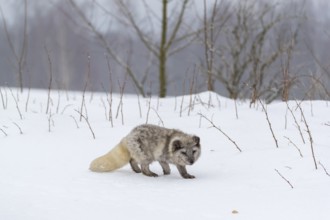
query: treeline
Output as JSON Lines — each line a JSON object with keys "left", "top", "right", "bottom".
{"left": 0, "top": 0, "right": 329, "bottom": 101}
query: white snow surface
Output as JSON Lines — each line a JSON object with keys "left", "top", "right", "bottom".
{"left": 0, "top": 88, "right": 329, "bottom": 220}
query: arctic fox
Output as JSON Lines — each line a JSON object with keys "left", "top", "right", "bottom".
{"left": 90, "top": 124, "right": 201, "bottom": 179}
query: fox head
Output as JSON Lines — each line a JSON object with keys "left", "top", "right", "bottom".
{"left": 170, "top": 135, "right": 201, "bottom": 166}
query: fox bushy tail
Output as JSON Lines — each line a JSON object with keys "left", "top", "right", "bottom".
{"left": 90, "top": 140, "right": 130, "bottom": 172}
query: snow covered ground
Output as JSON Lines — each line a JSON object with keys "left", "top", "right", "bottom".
{"left": 0, "top": 88, "right": 329, "bottom": 220}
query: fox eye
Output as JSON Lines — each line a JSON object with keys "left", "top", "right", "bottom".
{"left": 192, "top": 150, "right": 197, "bottom": 154}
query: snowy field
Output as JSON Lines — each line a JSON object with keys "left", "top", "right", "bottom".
{"left": 0, "top": 88, "right": 329, "bottom": 220}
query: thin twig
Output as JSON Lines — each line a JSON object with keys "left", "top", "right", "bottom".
{"left": 25, "top": 86, "right": 31, "bottom": 112}
{"left": 318, "top": 161, "right": 330, "bottom": 177}
{"left": 145, "top": 95, "right": 152, "bottom": 124}
{"left": 60, "top": 104, "right": 73, "bottom": 115}
{"left": 115, "top": 75, "right": 127, "bottom": 125}
{"left": 9, "top": 87, "right": 23, "bottom": 120}
{"left": 75, "top": 110, "right": 95, "bottom": 139}
{"left": 275, "top": 169, "right": 294, "bottom": 189}
{"left": 259, "top": 99, "right": 279, "bottom": 148}
{"left": 151, "top": 107, "right": 164, "bottom": 127}
{"left": 234, "top": 99, "right": 239, "bottom": 119}
{"left": 296, "top": 101, "right": 317, "bottom": 170}
{"left": 284, "top": 136, "right": 303, "bottom": 157}
{"left": 44, "top": 45, "right": 53, "bottom": 115}
{"left": 286, "top": 102, "right": 305, "bottom": 144}
{"left": 70, "top": 115, "right": 79, "bottom": 129}
{"left": 48, "top": 110, "right": 54, "bottom": 133}
{"left": 12, "top": 122, "right": 23, "bottom": 134}
{"left": 105, "top": 55, "right": 114, "bottom": 126}
{"left": 199, "top": 113, "right": 242, "bottom": 152}
{"left": 0, "top": 128, "right": 7, "bottom": 137}
{"left": 0, "top": 87, "right": 6, "bottom": 109}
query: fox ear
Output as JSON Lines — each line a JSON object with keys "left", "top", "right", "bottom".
{"left": 173, "top": 140, "right": 182, "bottom": 151}
{"left": 193, "top": 136, "right": 200, "bottom": 146}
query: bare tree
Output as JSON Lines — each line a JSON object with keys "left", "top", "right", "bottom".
{"left": 0, "top": 0, "right": 28, "bottom": 92}
{"left": 68, "top": 0, "right": 146, "bottom": 97}
{"left": 114, "top": 0, "right": 199, "bottom": 97}
{"left": 202, "top": 0, "right": 230, "bottom": 91}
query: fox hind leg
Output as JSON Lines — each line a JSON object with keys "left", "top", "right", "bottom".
{"left": 129, "top": 158, "right": 141, "bottom": 173}
{"left": 141, "top": 163, "right": 158, "bottom": 177}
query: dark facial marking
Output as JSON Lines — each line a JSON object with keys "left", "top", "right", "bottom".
{"left": 173, "top": 140, "right": 182, "bottom": 151}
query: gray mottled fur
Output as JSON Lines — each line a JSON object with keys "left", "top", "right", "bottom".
{"left": 125, "top": 124, "right": 201, "bottom": 179}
